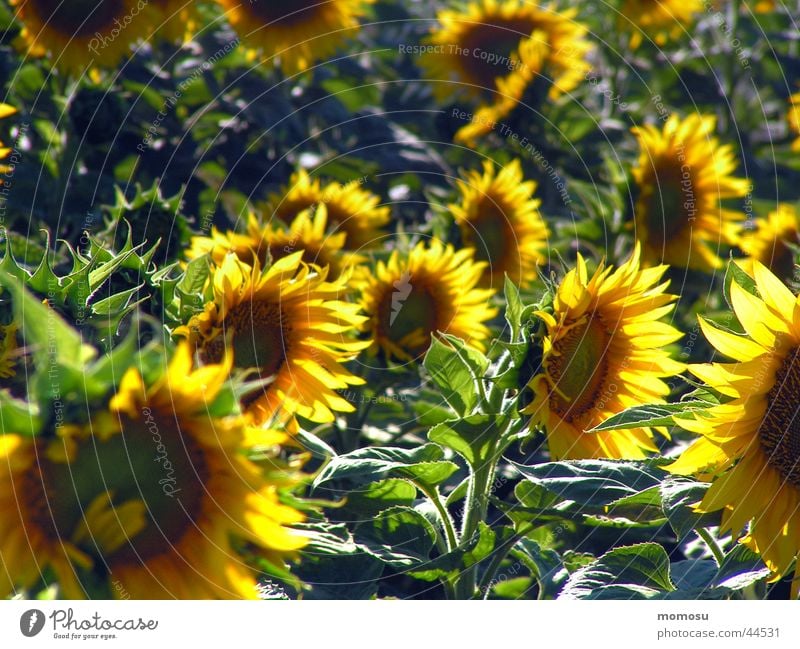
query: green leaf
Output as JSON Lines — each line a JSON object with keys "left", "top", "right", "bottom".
{"left": 511, "top": 538, "right": 567, "bottom": 599}
{"left": 344, "top": 480, "right": 417, "bottom": 517}
{"left": 358, "top": 506, "right": 437, "bottom": 568}
{"left": 513, "top": 480, "right": 563, "bottom": 511}
{"left": 560, "top": 543, "right": 675, "bottom": 599}
{"left": 463, "top": 522, "right": 496, "bottom": 568}
{"left": 714, "top": 544, "right": 770, "bottom": 590}
{"left": 177, "top": 255, "right": 210, "bottom": 297}
{"left": 723, "top": 259, "right": 759, "bottom": 306}
{"left": 412, "top": 399, "right": 455, "bottom": 426}
{"left": 588, "top": 402, "right": 710, "bottom": 432}
{"left": 423, "top": 334, "right": 484, "bottom": 415}
{"left": 0, "top": 272, "right": 97, "bottom": 370}
{"left": 401, "top": 461, "right": 460, "bottom": 489}
{"left": 504, "top": 275, "right": 523, "bottom": 342}
{"left": 660, "top": 477, "right": 716, "bottom": 539}
{"left": 295, "top": 428, "right": 336, "bottom": 460}
{"left": 428, "top": 414, "right": 504, "bottom": 467}
{"left": 311, "top": 444, "right": 447, "bottom": 491}
{"left": 512, "top": 459, "right": 665, "bottom": 507}
{"left": 0, "top": 392, "right": 42, "bottom": 436}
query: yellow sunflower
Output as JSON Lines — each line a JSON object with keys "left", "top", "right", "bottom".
{"left": 669, "top": 261, "right": 800, "bottom": 596}
{"left": 186, "top": 205, "right": 365, "bottom": 280}
{"left": 11, "top": 0, "right": 153, "bottom": 74}
{"left": 788, "top": 92, "right": 800, "bottom": 152}
{"left": 176, "top": 252, "right": 367, "bottom": 424}
{"left": 450, "top": 159, "right": 549, "bottom": 288}
{"left": 739, "top": 204, "right": 799, "bottom": 280}
{"left": 265, "top": 169, "right": 390, "bottom": 250}
{"left": 522, "top": 245, "right": 684, "bottom": 460}
{"left": 216, "top": 0, "right": 372, "bottom": 74}
{"left": 631, "top": 114, "right": 750, "bottom": 272}
{"left": 750, "top": 0, "right": 777, "bottom": 12}
{"left": 0, "top": 343, "right": 307, "bottom": 599}
{"left": 150, "top": 0, "right": 201, "bottom": 43}
{"left": 0, "top": 323, "right": 19, "bottom": 379}
{"left": 421, "top": 0, "right": 592, "bottom": 103}
{"left": 452, "top": 36, "right": 546, "bottom": 145}
{"left": 0, "top": 103, "right": 17, "bottom": 177}
{"left": 619, "top": 0, "right": 703, "bottom": 49}
{"left": 355, "top": 239, "right": 497, "bottom": 362}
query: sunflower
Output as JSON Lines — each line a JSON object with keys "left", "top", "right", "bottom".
{"left": 739, "top": 204, "right": 799, "bottom": 280}
{"left": 216, "top": 0, "right": 372, "bottom": 74}
{"left": 0, "top": 343, "right": 307, "bottom": 599}
{"left": 668, "top": 261, "right": 800, "bottom": 596}
{"left": 0, "top": 323, "right": 19, "bottom": 379}
{"left": 619, "top": 0, "right": 703, "bottom": 49}
{"left": 150, "top": 0, "right": 201, "bottom": 43}
{"left": 788, "top": 92, "right": 800, "bottom": 152}
{"left": 265, "top": 169, "right": 390, "bottom": 250}
{"left": 0, "top": 103, "right": 17, "bottom": 177}
{"left": 631, "top": 114, "right": 750, "bottom": 272}
{"left": 176, "top": 252, "right": 367, "bottom": 424}
{"left": 421, "top": 1, "right": 592, "bottom": 103}
{"left": 452, "top": 36, "right": 546, "bottom": 145}
{"left": 11, "top": 0, "right": 153, "bottom": 74}
{"left": 355, "top": 239, "right": 497, "bottom": 362}
{"left": 186, "top": 205, "right": 365, "bottom": 280}
{"left": 522, "top": 245, "right": 684, "bottom": 460}
{"left": 450, "top": 159, "right": 549, "bottom": 288}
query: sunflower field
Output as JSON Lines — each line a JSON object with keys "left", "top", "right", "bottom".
{"left": 0, "top": 0, "right": 799, "bottom": 604}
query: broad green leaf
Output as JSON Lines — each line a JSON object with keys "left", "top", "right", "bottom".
{"left": 560, "top": 543, "right": 675, "bottom": 599}
{"left": 311, "top": 444, "right": 447, "bottom": 490}
{"left": 0, "top": 392, "right": 42, "bottom": 436}
{"left": 344, "top": 480, "right": 417, "bottom": 517}
{"left": 512, "top": 459, "right": 665, "bottom": 507}
{"left": 463, "top": 522, "right": 495, "bottom": 568}
{"left": 713, "top": 544, "right": 770, "bottom": 590}
{"left": 511, "top": 538, "right": 567, "bottom": 599}
{"left": 358, "top": 506, "right": 437, "bottom": 568}
{"left": 177, "top": 255, "right": 210, "bottom": 297}
{"left": 428, "top": 414, "right": 504, "bottom": 467}
{"left": 660, "top": 477, "right": 716, "bottom": 539}
{"left": 588, "top": 402, "right": 709, "bottom": 433}
{"left": 423, "top": 335, "right": 479, "bottom": 415}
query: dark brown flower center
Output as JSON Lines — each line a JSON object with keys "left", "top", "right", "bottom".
{"left": 23, "top": 412, "right": 209, "bottom": 563}
{"left": 763, "top": 239, "right": 795, "bottom": 280}
{"left": 462, "top": 202, "right": 516, "bottom": 276}
{"left": 202, "top": 299, "right": 289, "bottom": 382}
{"left": 245, "top": 0, "right": 324, "bottom": 27}
{"left": 642, "top": 159, "right": 702, "bottom": 244}
{"left": 547, "top": 316, "right": 611, "bottom": 421}
{"left": 378, "top": 277, "right": 442, "bottom": 358}
{"left": 759, "top": 347, "right": 800, "bottom": 487}
{"left": 458, "top": 18, "right": 539, "bottom": 89}
{"left": 31, "top": 0, "right": 126, "bottom": 36}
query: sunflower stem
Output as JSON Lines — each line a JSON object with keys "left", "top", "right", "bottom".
{"left": 417, "top": 482, "right": 458, "bottom": 553}
{"left": 724, "top": 0, "right": 741, "bottom": 123}
{"left": 454, "top": 437, "right": 500, "bottom": 599}
{"left": 696, "top": 527, "right": 725, "bottom": 566}
{"left": 477, "top": 522, "right": 536, "bottom": 599}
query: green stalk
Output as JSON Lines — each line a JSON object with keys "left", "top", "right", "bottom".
{"left": 417, "top": 483, "right": 459, "bottom": 553}
{"left": 454, "top": 444, "right": 498, "bottom": 599}
{"left": 696, "top": 527, "right": 725, "bottom": 565}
